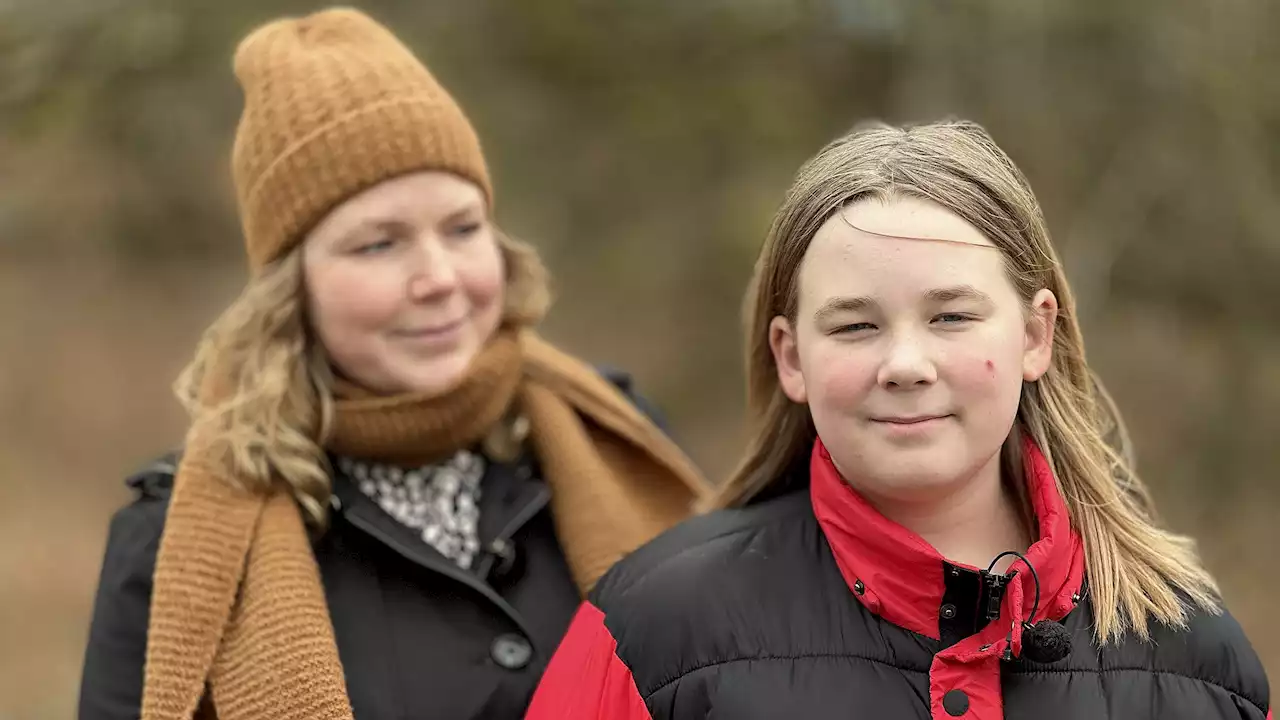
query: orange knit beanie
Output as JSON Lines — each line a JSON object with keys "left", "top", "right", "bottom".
{"left": 230, "top": 7, "right": 491, "bottom": 272}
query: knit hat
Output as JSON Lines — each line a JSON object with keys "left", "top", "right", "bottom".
{"left": 230, "top": 7, "right": 491, "bottom": 272}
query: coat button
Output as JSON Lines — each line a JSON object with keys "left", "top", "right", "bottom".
{"left": 489, "top": 538, "right": 518, "bottom": 580}
{"left": 490, "top": 634, "right": 532, "bottom": 670}
{"left": 943, "top": 689, "right": 970, "bottom": 716}
{"left": 940, "top": 603, "right": 957, "bottom": 620}
{"left": 853, "top": 580, "right": 865, "bottom": 595}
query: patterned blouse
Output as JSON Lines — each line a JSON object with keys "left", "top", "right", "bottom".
{"left": 337, "top": 450, "right": 485, "bottom": 570}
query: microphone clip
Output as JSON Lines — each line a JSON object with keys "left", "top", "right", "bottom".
{"left": 985, "top": 550, "right": 1073, "bottom": 664}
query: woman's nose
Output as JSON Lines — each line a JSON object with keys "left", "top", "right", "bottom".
{"left": 406, "top": 238, "right": 459, "bottom": 300}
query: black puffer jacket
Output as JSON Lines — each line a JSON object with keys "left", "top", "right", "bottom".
{"left": 79, "top": 370, "right": 665, "bottom": 720}
{"left": 527, "top": 437, "right": 1271, "bottom": 720}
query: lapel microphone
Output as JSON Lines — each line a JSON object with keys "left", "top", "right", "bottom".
{"left": 984, "top": 550, "right": 1073, "bottom": 664}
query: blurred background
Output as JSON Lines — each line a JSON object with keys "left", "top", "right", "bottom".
{"left": 2, "top": 0, "right": 1277, "bottom": 716}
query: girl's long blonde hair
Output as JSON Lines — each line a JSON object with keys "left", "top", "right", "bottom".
{"left": 710, "top": 119, "right": 1219, "bottom": 643}
{"left": 174, "top": 228, "right": 549, "bottom": 526}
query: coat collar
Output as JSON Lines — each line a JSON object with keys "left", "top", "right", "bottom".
{"left": 810, "top": 432, "right": 1085, "bottom": 650}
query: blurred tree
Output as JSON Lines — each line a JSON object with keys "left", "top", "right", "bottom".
{"left": 1, "top": 2, "right": 1277, "bottom": 711}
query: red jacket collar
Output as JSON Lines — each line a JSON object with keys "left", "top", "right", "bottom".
{"left": 810, "top": 432, "right": 1085, "bottom": 649}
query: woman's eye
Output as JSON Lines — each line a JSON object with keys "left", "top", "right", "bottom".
{"left": 352, "top": 238, "right": 396, "bottom": 255}
{"left": 449, "top": 222, "right": 482, "bottom": 238}
{"left": 933, "top": 313, "right": 972, "bottom": 325}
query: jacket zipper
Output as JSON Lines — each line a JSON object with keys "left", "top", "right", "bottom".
{"left": 980, "top": 570, "right": 1012, "bottom": 624}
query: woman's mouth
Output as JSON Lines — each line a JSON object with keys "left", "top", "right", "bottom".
{"left": 393, "top": 318, "right": 466, "bottom": 342}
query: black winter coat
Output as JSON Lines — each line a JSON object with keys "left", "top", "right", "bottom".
{"left": 78, "top": 371, "right": 663, "bottom": 720}
{"left": 527, "top": 436, "right": 1271, "bottom": 720}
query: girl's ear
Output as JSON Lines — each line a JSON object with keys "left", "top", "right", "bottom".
{"left": 770, "top": 315, "right": 808, "bottom": 403}
{"left": 1023, "top": 289, "right": 1058, "bottom": 381}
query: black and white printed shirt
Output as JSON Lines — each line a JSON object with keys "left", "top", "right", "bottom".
{"left": 337, "top": 450, "right": 485, "bottom": 570}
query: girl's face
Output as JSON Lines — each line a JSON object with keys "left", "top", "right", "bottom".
{"left": 303, "top": 171, "right": 505, "bottom": 397}
{"left": 770, "top": 195, "right": 1057, "bottom": 506}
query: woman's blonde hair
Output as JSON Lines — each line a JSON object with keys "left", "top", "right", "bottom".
{"left": 710, "top": 119, "right": 1219, "bottom": 643}
{"left": 174, "top": 228, "right": 550, "bottom": 526}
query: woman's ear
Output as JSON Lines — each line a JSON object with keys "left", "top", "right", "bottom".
{"left": 1022, "top": 289, "right": 1058, "bottom": 381}
{"left": 770, "top": 315, "right": 808, "bottom": 403}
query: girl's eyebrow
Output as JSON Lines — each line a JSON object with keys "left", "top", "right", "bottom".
{"left": 925, "top": 285, "right": 994, "bottom": 305}
{"left": 814, "top": 295, "right": 876, "bottom": 324}
{"left": 813, "top": 286, "right": 993, "bottom": 324}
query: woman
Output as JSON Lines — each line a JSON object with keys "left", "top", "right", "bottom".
{"left": 78, "top": 8, "right": 709, "bottom": 720}
{"left": 527, "top": 120, "right": 1271, "bottom": 719}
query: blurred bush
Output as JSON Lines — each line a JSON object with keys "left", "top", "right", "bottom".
{"left": 1, "top": 0, "right": 1276, "bottom": 716}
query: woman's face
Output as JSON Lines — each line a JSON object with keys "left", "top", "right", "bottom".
{"left": 770, "top": 195, "right": 1057, "bottom": 505}
{"left": 303, "top": 171, "right": 505, "bottom": 397}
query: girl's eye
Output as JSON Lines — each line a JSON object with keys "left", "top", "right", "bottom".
{"left": 933, "top": 313, "right": 972, "bottom": 325}
{"left": 832, "top": 322, "right": 877, "bottom": 335}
